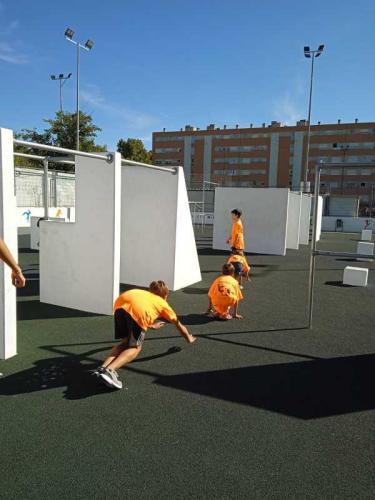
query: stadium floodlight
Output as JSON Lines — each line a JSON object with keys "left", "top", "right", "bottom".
{"left": 50, "top": 73, "right": 72, "bottom": 112}
{"left": 304, "top": 46, "right": 311, "bottom": 58}
{"left": 85, "top": 39, "right": 94, "bottom": 50}
{"left": 65, "top": 28, "right": 74, "bottom": 40}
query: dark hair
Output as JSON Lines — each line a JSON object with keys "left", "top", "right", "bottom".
{"left": 231, "top": 209, "right": 242, "bottom": 218}
{"left": 149, "top": 280, "right": 169, "bottom": 298}
{"left": 222, "top": 263, "right": 235, "bottom": 276}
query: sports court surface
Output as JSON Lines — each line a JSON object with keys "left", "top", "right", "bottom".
{"left": 1, "top": 231, "right": 374, "bottom": 499}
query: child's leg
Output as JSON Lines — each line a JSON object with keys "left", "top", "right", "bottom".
{"left": 101, "top": 338, "right": 129, "bottom": 368}
{"left": 106, "top": 346, "right": 142, "bottom": 371}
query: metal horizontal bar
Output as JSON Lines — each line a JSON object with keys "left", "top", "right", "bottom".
{"left": 14, "top": 152, "right": 75, "bottom": 165}
{"left": 14, "top": 139, "right": 112, "bottom": 162}
{"left": 314, "top": 250, "right": 375, "bottom": 260}
{"left": 121, "top": 158, "right": 178, "bottom": 174}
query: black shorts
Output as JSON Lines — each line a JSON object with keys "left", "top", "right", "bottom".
{"left": 114, "top": 309, "right": 145, "bottom": 347}
{"left": 232, "top": 262, "right": 243, "bottom": 276}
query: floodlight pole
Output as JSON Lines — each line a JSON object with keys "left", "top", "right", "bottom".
{"left": 303, "top": 45, "right": 324, "bottom": 192}
{"left": 304, "top": 55, "right": 315, "bottom": 187}
{"left": 65, "top": 31, "right": 93, "bottom": 151}
{"left": 76, "top": 42, "right": 80, "bottom": 151}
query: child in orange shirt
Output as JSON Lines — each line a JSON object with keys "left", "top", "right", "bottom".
{"left": 227, "top": 208, "right": 244, "bottom": 251}
{"left": 94, "top": 281, "right": 196, "bottom": 389}
{"left": 227, "top": 249, "right": 251, "bottom": 288}
{"left": 206, "top": 263, "right": 243, "bottom": 320}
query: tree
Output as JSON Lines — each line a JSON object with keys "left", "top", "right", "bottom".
{"left": 117, "top": 138, "right": 152, "bottom": 164}
{"left": 14, "top": 111, "right": 106, "bottom": 171}
{"left": 45, "top": 111, "right": 106, "bottom": 152}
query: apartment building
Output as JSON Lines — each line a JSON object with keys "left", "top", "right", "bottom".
{"left": 152, "top": 120, "right": 375, "bottom": 212}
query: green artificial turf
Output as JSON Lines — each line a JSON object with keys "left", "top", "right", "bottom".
{"left": 1, "top": 231, "right": 374, "bottom": 499}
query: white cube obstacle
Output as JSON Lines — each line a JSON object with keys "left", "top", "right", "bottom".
{"left": 343, "top": 266, "right": 368, "bottom": 287}
{"left": 357, "top": 241, "right": 374, "bottom": 262}
{"left": 361, "top": 229, "right": 373, "bottom": 242}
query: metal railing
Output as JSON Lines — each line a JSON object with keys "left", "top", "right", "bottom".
{"left": 13, "top": 139, "right": 179, "bottom": 220}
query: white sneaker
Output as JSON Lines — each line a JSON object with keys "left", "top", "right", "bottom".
{"left": 99, "top": 368, "right": 123, "bottom": 389}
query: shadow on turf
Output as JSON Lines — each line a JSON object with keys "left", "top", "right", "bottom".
{"left": 151, "top": 353, "right": 375, "bottom": 419}
{"left": 182, "top": 288, "right": 208, "bottom": 295}
{"left": 17, "top": 300, "right": 102, "bottom": 320}
{"left": 325, "top": 281, "right": 351, "bottom": 288}
{"left": 0, "top": 347, "right": 182, "bottom": 400}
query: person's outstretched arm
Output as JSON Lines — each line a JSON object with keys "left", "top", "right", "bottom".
{"left": 0, "top": 238, "right": 26, "bottom": 288}
{"left": 172, "top": 319, "right": 196, "bottom": 343}
{"left": 233, "top": 301, "right": 243, "bottom": 320}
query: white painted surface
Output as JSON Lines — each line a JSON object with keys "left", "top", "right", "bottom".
{"left": 17, "top": 207, "right": 69, "bottom": 227}
{"left": 120, "top": 166, "right": 201, "bottom": 290}
{"left": 40, "top": 153, "right": 121, "bottom": 315}
{"left": 30, "top": 216, "right": 65, "bottom": 250}
{"left": 0, "top": 128, "right": 17, "bottom": 359}
{"left": 213, "top": 188, "right": 289, "bottom": 255}
{"left": 361, "top": 229, "right": 373, "bottom": 241}
{"left": 286, "top": 192, "right": 301, "bottom": 250}
{"left": 343, "top": 266, "right": 368, "bottom": 287}
{"left": 316, "top": 196, "right": 323, "bottom": 241}
{"left": 299, "top": 194, "right": 311, "bottom": 245}
{"left": 357, "top": 241, "right": 374, "bottom": 262}
{"left": 322, "top": 217, "right": 375, "bottom": 233}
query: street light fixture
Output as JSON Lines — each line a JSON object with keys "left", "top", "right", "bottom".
{"left": 302, "top": 44, "right": 325, "bottom": 192}
{"left": 50, "top": 72, "right": 72, "bottom": 112}
{"left": 64, "top": 27, "right": 94, "bottom": 150}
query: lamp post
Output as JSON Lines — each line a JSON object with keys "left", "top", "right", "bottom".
{"left": 64, "top": 28, "right": 94, "bottom": 150}
{"left": 50, "top": 73, "right": 72, "bottom": 112}
{"left": 302, "top": 44, "right": 324, "bottom": 192}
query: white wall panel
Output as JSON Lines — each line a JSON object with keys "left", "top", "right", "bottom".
{"left": 120, "top": 166, "right": 201, "bottom": 290}
{"left": 286, "top": 192, "right": 302, "bottom": 250}
{"left": 213, "top": 188, "right": 289, "bottom": 256}
{"left": 40, "top": 153, "right": 121, "bottom": 315}
{"left": 299, "top": 194, "right": 311, "bottom": 245}
{"left": 0, "top": 128, "right": 17, "bottom": 359}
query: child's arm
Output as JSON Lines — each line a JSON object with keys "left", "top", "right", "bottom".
{"left": 233, "top": 301, "right": 243, "bottom": 320}
{"left": 149, "top": 321, "right": 166, "bottom": 330}
{"left": 172, "top": 319, "right": 196, "bottom": 343}
{"left": 205, "top": 297, "right": 214, "bottom": 314}
{"left": 0, "top": 238, "right": 26, "bottom": 288}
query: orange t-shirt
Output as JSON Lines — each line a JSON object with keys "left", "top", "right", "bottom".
{"left": 208, "top": 275, "right": 243, "bottom": 315}
{"left": 227, "top": 254, "right": 250, "bottom": 273}
{"left": 230, "top": 220, "right": 244, "bottom": 250}
{"left": 114, "top": 289, "right": 177, "bottom": 331}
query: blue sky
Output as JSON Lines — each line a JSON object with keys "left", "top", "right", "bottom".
{"left": 0, "top": 0, "right": 374, "bottom": 150}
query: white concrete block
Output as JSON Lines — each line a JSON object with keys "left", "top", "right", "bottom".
{"left": 343, "top": 266, "right": 368, "bottom": 287}
{"left": 361, "top": 229, "right": 372, "bottom": 241}
{"left": 357, "top": 241, "right": 374, "bottom": 262}
{"left": 0, "top": 128, "right": 17, "bottom": 359}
